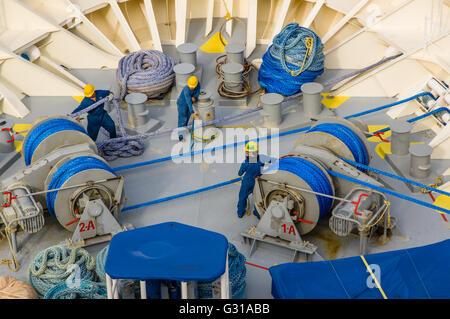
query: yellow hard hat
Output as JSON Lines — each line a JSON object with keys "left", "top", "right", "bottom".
{"left": 84, "top": 84, "right": 95, "bottom": 97}
{"left": 245, "top": 141, "right": 258, "bottom": 152}
{"left": 187, "top": 76, "right": 198, "bottom": 89}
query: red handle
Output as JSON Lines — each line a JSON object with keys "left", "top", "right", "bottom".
{"left": 373, "top": 131, "right": 389, "bottom": 143}
{"left": 2, "top": 191, "right": 17, "bottom": 207}
{"left": 1, "top": 128, "right": 14, "bottom": 143}
{"left": 351, "top": 193, "right": 368, "bottom": 216}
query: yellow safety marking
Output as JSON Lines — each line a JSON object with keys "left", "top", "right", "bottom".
{"left": 367, "top": 125, "right": 391, "bottom": 142}
{"left": 360, "top": 255, "right": 387, "bottom": 299}
{"left": 321, "top": 93, "right": 350, "bottom": 109}
{"left": 200, "top": 32, "right": 228, "bottom": 53}
{"left": 14, "top": 141, "right": 23, "bottom": 153}
{"left": 72, "top": 96, "right": 84, "bottom": 103}
{"left": 375, "top": 142, "right": 424, "bottom": 159}
{"left": 433, "top": 195, "right": 450, "bottom": 216}
{"left": 12, "top": 123, "right": 31, "bottom": 136}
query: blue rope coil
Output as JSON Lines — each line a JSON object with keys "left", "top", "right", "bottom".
{"left": 46, "top": 156, "right": 117, "bottom": 218}
{"left": 307, "top": 123, "right": 369, "bottom": 166}
{"left": 23, "top": 119, "right": 88, "bottom": 166}
{"left": 267, "top": 157, "right": 333, "bottom": 219}
{"left": 44, "top": 280, "right": 107, "bottom": 299}
{"left": 258, "top": 23, "right": 325, "bottom": 96}
{"left": 197, "top": 243, "right": 246, "bottom": 299}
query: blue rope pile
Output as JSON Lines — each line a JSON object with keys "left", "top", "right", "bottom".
{"left": 197, "top": 243, "right": 246, "bottom": 299}
{"left": 46, "top": 156, "right": 117, "bottom": 218}
{"left": 95, "top": 245, "right": 109, "bottom": 282}
{"left": 267, "top": 157, "right": 333, "bottom": 218}
{"left": 307, "top": 123, "right": 369, "bottom": 166}
{"left": 258, "top": 23, "right": 324, "bottom": 96}
{"left": 44, "top": 280, "right": 107, "bottom": 299}
{"left": 116, "top": 50, "right": 175, "bottom": 100}
{"left": 29, "top": 245, "right": 98, "bottom": 298}
{"left": 23, "top": 119, "right": 88, "bottom": 166}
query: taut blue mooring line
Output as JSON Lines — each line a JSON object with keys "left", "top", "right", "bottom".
{"left": 122, "top": 178, "right": 241, "bottom": 212}
{"left": 344, "top": 92, "right": 436, "bottom": 119}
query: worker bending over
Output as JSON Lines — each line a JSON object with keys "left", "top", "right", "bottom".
{"left": 72, "top": 84, "right": 117, "bottom": 141}
{"left": 237, "top": 142, "right": 265, "bottom": 219}
{"left": 177, "top": 76, "right": 200, "bottom": 141}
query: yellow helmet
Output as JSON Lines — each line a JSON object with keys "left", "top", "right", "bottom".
{"left": 187, "top": 76, "right": 198, "bottom": 89}
{"left": 84, "top": 84, "right": 95, "bottom": 97}
{"left": 245, "top": 141, "right": 258, "bottom": 152}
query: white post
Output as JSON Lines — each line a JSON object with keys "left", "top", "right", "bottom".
{"left": 140, "top": 281, "right": 147, "bottom": 299}
{"left": 181, "top": 281, "right": 188, "bottom": 299}
{"left": 321, "top": 0, "right": 370, "bottom": 44}
{"left": 225, "top": 0, "right": 233, "bottom": 37}
{"left": 106, "top": 274, "right": 113, "bottom": 299}
{"left": 245, "top": 0, "right": 257, "bottom": 58}
{"left": 272, "top": 0, "right": 291, "bottom": 37}
{"left": 113, "top": 279, "right": 119, "bottom": 299}
{"left": 205, "top": 0, "right": 214, "bottom": 37}
{"left": 303, "top": 0, "right": 325, "bottom": 28}
{"left": 143, "top": 0, "right": 163, "bottom": 52}
{"left": 108, "top": 0, "right": 141, "bottom": 52}
{"left": 220, "top": 254, "right": 230, "bottom": 299}
{"left": 175, "top": 0, "right": 188, "bottom": 47}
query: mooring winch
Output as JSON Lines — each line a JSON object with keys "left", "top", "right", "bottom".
{"left": 0, "top": 116, "right": 127, "bottom": 257}
{"left": 241, "top": 117, "right": 396, "bottom": 260}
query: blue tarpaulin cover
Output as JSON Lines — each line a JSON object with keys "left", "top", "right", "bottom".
{"left": 105, "top": 222, "right": 228, "bottom": 281}
{"left": 269, "top": 239, "right": 450, "bottom": 299}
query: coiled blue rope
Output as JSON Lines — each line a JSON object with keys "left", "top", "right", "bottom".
{"left": 198, "top": 243, "right": 246, "bottom": 299}
{"left": 258, "top": 23, "right": 324, "bottom": 96}
{"left": 266, "top": 157, "right": 333, "bottom": 218}
{"left": 46, "top": 156, "right": 117, "bottom": 218}
{"left": 23, "top": 119, "right": 88, "bottom": 166}
{"left": 29, "top": 245, "right": 97, "bottom": 297}
{"left": 307, "top": 123, "right": 369, "bottom": 166}
{"left": 44, "top": 280, "right": 107, "bottom": 299}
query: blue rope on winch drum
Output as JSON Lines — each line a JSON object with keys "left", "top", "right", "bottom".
{"left": 46, "top": 156, "right": 117, "bottom": 219}
{"left": 307, "top": 123, "right": 369, "bottom": 166}
{"left": 266, "top": 157, "right": 333, "bottom": 219}
{"left": 23, "top": 119, "right": 88, "bottom": 166}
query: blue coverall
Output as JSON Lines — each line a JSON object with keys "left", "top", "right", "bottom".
{"left": 72, "top": 90, "right": 117, "bottom": 141}
{"left": 177, "top": 84, "right": 201, "bottom": 137}
{"left": 237, "top": 157, "right": 265, "bottom": 218}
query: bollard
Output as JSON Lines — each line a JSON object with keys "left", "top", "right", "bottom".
{"left": 260, "top": 93, "right": 283, "bottom": 127}
{"left": 301, "top": 82, "right": 324, "bottom": 118}
{"left": 225, "top": 43, "right": 245, "bottom": 65}
{"left": 391, "top": 120, "right": 413, "bottom": 156}
{"left": 222, "top": 62, "right": 244, "bottom": 92}
{"left": 409, "top": 143, "right": 432, "bottom": 179}
{"left": 125, "top": 93, "right": 148, "bottom": 129}
{"left": 197, "top": 90, "right": 215, "bottom": 123}
{"left": 173, "top": 63, "right": 195, "bottom": 93}
{"left": 177, "top": 43, "right": 198, "bottom": 68}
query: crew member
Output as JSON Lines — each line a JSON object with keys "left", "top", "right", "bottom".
{"left": 237, "top": 141, "right": 265, "bottom": 218}
{"left": 72, "top": 84, "right": 117, "bottom": 141}
{"left": 177, "top": 76, "right": 200, "bottom": 141}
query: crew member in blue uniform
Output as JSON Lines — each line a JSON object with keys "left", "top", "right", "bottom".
{"left": 237, "top": 141, "right": 265, "bottom": 218}
{"left": 177, "top": 76, "right": 200, "bottom": 141}
{"left": 72, "top": 84, "right": 117, "bottom": 141}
